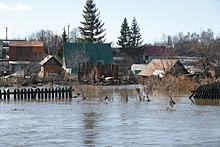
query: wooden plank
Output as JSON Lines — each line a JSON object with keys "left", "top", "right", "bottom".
{"left": 193, "top": 86, "right": 202, "bottom": 98}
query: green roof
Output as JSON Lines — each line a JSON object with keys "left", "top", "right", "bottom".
{"left": 63, "top": 42, "right": 113, "bottom": 68}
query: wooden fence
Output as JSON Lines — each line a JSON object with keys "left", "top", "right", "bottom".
{"left": 78, "top": 62, "right": 119, "bottom": 80}
{"left": 0, "top": 86, "right": 72, "bottom": 101}
{"left": 189, "top": 81, "right": 220, "bottom": 99}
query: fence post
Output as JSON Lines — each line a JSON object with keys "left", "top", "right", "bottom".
{"left": 31, "top": 88, "right": 35, "bottom": 100}
{"left": 55, "top": 87, "right": 58, "bottom": 98}
{"left": 51, "top": 87, "right": 55, "bottom": 99}
{"left": 48, "top": 88, "right": 51, "bottom": 99}
{"left": 14, "top": 89, "right": 17, "bottom": 100}
{"left": 17, "top": 89, "right": 20, "bottom": 100}
{"left": 62, "top": 87, "right": 65, "bottom": 98}
{"left": 41, "top": 88, "right": 44, "bottom": 99}
{"left": 27, "top": 89, "right": 30, "bottom": 99}
{"left": 24, "top": 88, "right": 27, "bottom": 100}
{"left": 69, "top": 86, "right": 72, "bottom": 98}
{"left": 65, "top": 87, "right": 68, "bottom": 98}
{"left": 58, "top": 87, "right": 62, "bottom": 98}
{"left": 36, "top": 88, "right": 40, "bottom": 99}
{"left": 7, "top": 89, "right": 10, "bottom": 100}
{"left": 3, "top": 90, "right": 7, "bottom": 100}
{"left": 45, "top": 88, "right": 48, "bottom": 99}
{"left": 21, "top": 89, "right": 24, "bottom": 100}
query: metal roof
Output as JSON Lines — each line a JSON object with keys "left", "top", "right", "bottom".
{"left": 144, "top": 46, "right": 167, "bottom": 56}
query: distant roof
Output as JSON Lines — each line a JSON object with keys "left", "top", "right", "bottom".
{"left": 144, "top": 46, "right": 167, "bottom": 56}
{"left": 39, "top": 55, "right": 62, "bottom": 66}
{"left": 9, "top": 41, "right": 43, "bottom": 47}
{"left": 131, "top": 64, "right": 146, "bottom": 71}
{"left": 138, "top": 59, "right": 178, "bottom": 76}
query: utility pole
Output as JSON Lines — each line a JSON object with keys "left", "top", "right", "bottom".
{"left": 55, "top": 34, "right": 58, "bottom": 56}
{"left": 0, "top": 26, "right": 8, "bottom": 40}
{"left": 68, "top": 23, "right": 70, "bottom": 42}
{"left": 6, "top": 27, "right": 8, "bottom": 40}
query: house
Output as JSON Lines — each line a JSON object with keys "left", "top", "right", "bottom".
{"left": 62, "top": 42, "right": 113, "bottom": 73}
{"left": 142, "top": 46, "right": 167, "bottom": 63}
{"left": 138, "top": 59, "right": 189, "bottom": 77}
{"left": 9, "top": 41, "right": 44, "bottom": 74}
{"left": 39, "top": 55, "right": 62, "bottom": 78}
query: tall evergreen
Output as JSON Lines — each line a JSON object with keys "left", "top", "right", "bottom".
{"left": 57, "top": 27, "right": 68, "bottom": 58}
{"left": 62, "top": 27, "right": 68, "bottom": 42}
{"left": 117, "top": 18, "right": 131, "bottom": 48}
{"left": 130, "top": 17, "right": 143, "bottom": 48}
{"left": 78, "top": 0, "right": 106, "bottom": 43}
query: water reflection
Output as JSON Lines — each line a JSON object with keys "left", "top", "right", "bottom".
{"left": 83, "top": 112, "right": 98, "bottom": 145}
{"left": 194, "top": 99, "right": 220, "bottom": 106}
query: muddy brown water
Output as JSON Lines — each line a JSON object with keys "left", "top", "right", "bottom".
{"left": 0, "top": 85, "right": 220, "bottom": 146}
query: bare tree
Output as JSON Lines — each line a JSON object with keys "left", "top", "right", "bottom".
{"left": 27, "top": 29, "right": 61, "bottom": 55}
{"left": 188, "top": 29, "right": 220, "bottom": 78}
{"left": 69, "top": 27, "right": 80, "bottom": 43}
{"left": 66, "top": 49, "right": 90, "bottom": 71}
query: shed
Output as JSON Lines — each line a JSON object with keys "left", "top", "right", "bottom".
{"left": 39, "top": 55, "right": 62, "bottom": 78}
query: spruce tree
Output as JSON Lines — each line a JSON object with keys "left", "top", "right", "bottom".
{"left": 62, "top": 27, "right": 68, "bottom": 42}
{"left": 130, "top": 17, "right": 143, "bottom": 48}
{"left": 78, "top": 0, "right": 106, "bottom": 43}
{"left": 117, "top": 18, "right": 131, "bottom": 48}
{"left": 57, "top": 27, "right": 68, "bottom": 58}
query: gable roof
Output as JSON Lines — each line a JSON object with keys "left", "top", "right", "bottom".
{"left": 9, "top": 41, "right": 43, "bottom": 47}
{"left": 144, "top": 46, "right": 167, "bottom": 56}
{"left": 63, "top": 42, "right": 113, "bottom": 68}
{"left": 39, "top": 55, "right": 62, "bottom": 66}
{"left": 138, "top": 59, "right": 179, "bottom": 76}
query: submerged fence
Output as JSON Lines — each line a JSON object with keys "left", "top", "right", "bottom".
{"left": 189, "top": 81, "right": 220, "bottom": 99}
{"left": 0, "top": 86, "right": 72, "bottom": 101}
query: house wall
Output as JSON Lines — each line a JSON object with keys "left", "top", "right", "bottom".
{"left": 42, "top": 65, "right": 61, "bottom": 77}
{"left": 9, "top": 46, "right": 43, "bottom": 61}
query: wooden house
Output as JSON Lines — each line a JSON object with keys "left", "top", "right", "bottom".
{"left": 9, "top": 41, "right": 44, "bottom": 74}
{"left": 39, "top": 55, "right": 62, "bottom": 78}
{"left": 138, "top": 59, "right": 189, "bottom": 77}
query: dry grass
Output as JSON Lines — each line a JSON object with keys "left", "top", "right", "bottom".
{"left": 137, "top": 74, "right": 200, "bottom": 93}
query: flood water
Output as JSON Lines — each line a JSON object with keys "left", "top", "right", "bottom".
{"left": 0, "top": 85, "right": 220, "bottom": 146}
